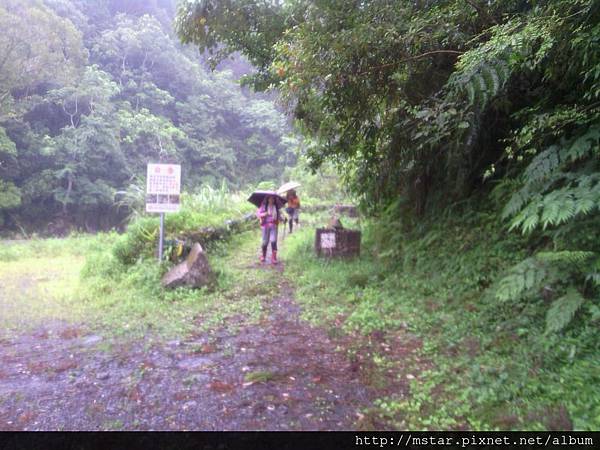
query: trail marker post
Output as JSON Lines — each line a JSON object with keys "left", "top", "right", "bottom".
{"left": 146, "top": 163, "right": 181, "bottom": 262}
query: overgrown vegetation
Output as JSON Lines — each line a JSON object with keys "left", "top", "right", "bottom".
{"left": 0, "top": 227, "right": 274, "bottom": 340}
{"left": 110, "top": 182, "right": 254, "bottom": 265}
{"left": 0, "top": 0, "right": 297, "bottom": 233}
{"left": 78, "top": 230, "right": 274, "bottom": 339}
{"left": 285, "top": 204, "right": 599, "bottom": 430}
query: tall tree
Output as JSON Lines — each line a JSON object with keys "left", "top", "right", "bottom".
{"left": 0, "top": 0, "right": 87, "bottom": 119}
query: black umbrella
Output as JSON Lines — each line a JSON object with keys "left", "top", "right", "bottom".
{"left": 247, "top": 190, "right": 287, "bottom": 208}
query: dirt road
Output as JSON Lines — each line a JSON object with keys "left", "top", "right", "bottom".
{"left": 0, "top": 262, "right": 380, "bottom": 430}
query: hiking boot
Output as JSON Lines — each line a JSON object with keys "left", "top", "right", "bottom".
{"left": 271, "top": 250, "right": 278, "bottom": 264}
{"left": 260, "top": 245, "right": 267, "bottom": 263}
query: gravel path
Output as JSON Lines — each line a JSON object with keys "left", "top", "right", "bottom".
{"left": 0, "top": 274, "right": 379, "bottom": 430}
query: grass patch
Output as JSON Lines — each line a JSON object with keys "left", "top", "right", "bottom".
{"left": 283, "top": 225, "right": 392, "bottom": 334}
{"left": 0, "top": 234, "right": 118, "bottom": 335}
{"left": 0, "top": 227, "right": 275, "bottom": 341}
{"left": 0, "top": 233, "right": 115, "bottom": 262}
{"left": 284, "top": 208, "right": 600, "bottom": 430}
{"left": 79, "top": 230, "right": 275, "bottom": 339}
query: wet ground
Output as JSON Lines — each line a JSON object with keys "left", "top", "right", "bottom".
{"left": 0, "top": 223, "right": 427, "bottom": 431}
{"left": 0, "top": 262, "right": 415, "bottom": 430}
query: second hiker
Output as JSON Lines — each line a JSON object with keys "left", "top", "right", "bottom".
{"left": 285, "top": 189, "right": 301, "bottom": 233}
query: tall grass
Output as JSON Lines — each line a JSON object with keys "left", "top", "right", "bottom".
{"left": 109, "top": 183, "right": 256, "bottom": 266}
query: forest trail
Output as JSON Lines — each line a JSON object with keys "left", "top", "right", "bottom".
{"left": 0, "top": 236, "right": 389, "bottom": 430}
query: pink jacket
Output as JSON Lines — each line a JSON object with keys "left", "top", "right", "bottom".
{"left": 256, "top": 203, "right": 281, "bottom": 228}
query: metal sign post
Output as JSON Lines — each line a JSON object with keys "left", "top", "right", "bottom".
{"left": 146, "top": 163, "right": 181, "bottom": 263}
{"left": 158, "top": 212, "right": 165, "bottom": 262}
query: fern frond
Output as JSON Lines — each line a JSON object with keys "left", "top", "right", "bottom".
{"left": 514, "top": 182, "right": 600, "bottom": 233}
{"left": 466, "top": 82, "right": 475, "bottom": 106}
{"left": 537, "top": 251, "right": 595, "bottom": 264}
{"left": 523, "top": 144, "right": 561, "bottom": 185}
{"left": 585, "top": 257, "right": 600, "bottom": 287}
{"left": 562, "top": 125, "right": 600, "bottom": 162}
{"left": 544, "top": 190, "right": 576, "bottom": 227}
{"left": 495, "top": 257, "right": 547, "bottom": 302}
{"left": 509, "top": 200, "right": 542, "bottom": 234}
{"left": 540, "top": 192, "right": 562, "bottom": 229}
{"left": 505, "top": 125, "right": 600, "bottom": 233}
{"left": 481, "top": 64, "right": 500, "bottom": 98}
{"left": 586, "top": 273, "right": 600, "bottom": 286}
{"left": 502, "top": 188, "right": 531, "bottom": 219}
{"left": 545, "top": 288, "right": 586, "bottom": 334}
{"left": 473, "top": 72, "right": 487, "bottom": 108}
{"left": 495, "top": 61, "right": 510, "bottom": 88}
{"left": 574, "top": 196, "right": 596, "bottom": 216}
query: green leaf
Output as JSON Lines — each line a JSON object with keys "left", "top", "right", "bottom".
{"left": 545, "top": 288, "right": 586, "bottom": 334}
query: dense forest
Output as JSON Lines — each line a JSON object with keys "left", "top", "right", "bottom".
{"left": 0, "top": 0, "right": 297, "bottom": 232}
{"left": 0, "top": 0, "right": 599, "bottom": 432}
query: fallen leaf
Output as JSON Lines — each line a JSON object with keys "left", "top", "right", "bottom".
{"left": 208, "top": 380, "right": 234, "bottom": 393}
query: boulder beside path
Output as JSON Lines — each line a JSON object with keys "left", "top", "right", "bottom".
{"left": 161, "top": 243, "right": 215, "bottom": 289}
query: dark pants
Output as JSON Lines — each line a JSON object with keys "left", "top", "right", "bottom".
{"left": 286, "top": 207, "right": 299, "bottom": 232}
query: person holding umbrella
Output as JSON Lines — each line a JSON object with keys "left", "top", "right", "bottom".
{"left": 277, "top": 181, "right": 301, "bottom": 235}
{"left": 249, "top": 191, "right": 285, "bottom": 264}
{"left": 285, "top": 189, "right": 301, "bottom": 233}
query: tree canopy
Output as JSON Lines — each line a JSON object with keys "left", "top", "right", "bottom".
{"left": 177, "top": 0, "right": 599, "bottom": 216}
{"left": 0, "top": 0, "right": 297, "bottom": 231}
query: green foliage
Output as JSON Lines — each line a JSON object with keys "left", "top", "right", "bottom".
{"left": 493, "top": 249, "right": 597, "bottom": 334}
{"left": 0, "top": 179, "right": 21, "bottom": 209}
{"left": 112, "top": 217, "right": 158, "bottom": 265}
{"left": 545, "top": 288, "right": 586, "bottom": 334}
{"left": 0, "top": 0, "right": 87, "bottom": 118}
{"left": 75, "top": 227, "right": 274, "bottom": 339}
{"left": 0, "top": 2, "right": 296, "bottom": 233}
{"left": 110, "top": 183, "right": 253, "bottom": 266}
{"left": 504, "top": 126, "right": 600, "bottom": 233}
{"left": 175, "top": 0, "right": 298, "bottom": 89}
{"left": 450, "top": 14, "right": 556, "bottom": 109}
{"left": 497, "top": 122, "right": 599, "bottom": 336}
{"left": 280, "top": 156, "right": 348, "bottom": 206}
{"left": 286, "top": 205, "right": 599, "bottom": 430}
{"left": 494, "top": 257, "right": 554, "bottom": 303}
{"left": 0, "top": 126, "right": 16, "bottom": 157}
{"left": 176, "top": 0, "right": 599, "bottom": 226}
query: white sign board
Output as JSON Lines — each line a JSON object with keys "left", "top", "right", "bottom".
{"left": 146, "top": 163, "right": 181, "bottom": 213}
{"left": 320, "top": 232, "right": 336, "bottom": 249}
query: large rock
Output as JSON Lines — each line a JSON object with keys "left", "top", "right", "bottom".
{"left": 161, "top": 243, "right": 216, "bottom": 290}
